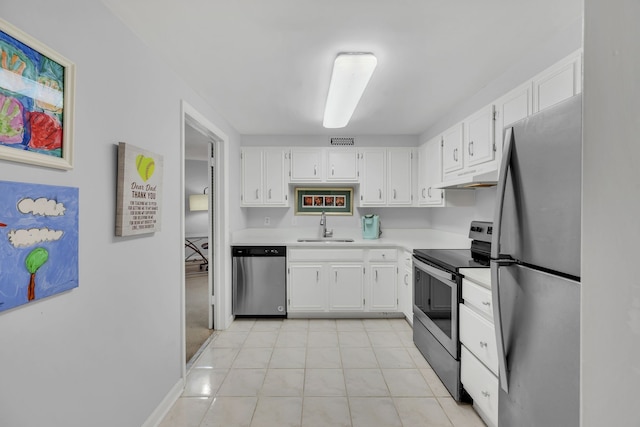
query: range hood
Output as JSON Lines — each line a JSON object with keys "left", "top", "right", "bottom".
{"left": 434, "top": 168, "right": 498, "bottom": 189}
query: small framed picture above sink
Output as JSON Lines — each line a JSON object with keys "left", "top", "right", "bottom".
{"left": 294, "top": 188, "right": 353, "bottom": 215}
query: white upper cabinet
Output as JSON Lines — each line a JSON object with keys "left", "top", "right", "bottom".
{"left": 532, "top": 50, "right": 582, "bottom": 113}
{"left": 387, "top": 148, "right": 413, "bottom": 206}
{"left": 326, "top": 148, "right": 358, "bottom": 182}
{"left": 241, "top": 148, "right": 264, "bottom": 205}
{"left": 442, "top": 123, "right": 464, "bottom": 175}
{"left": 464, "top": 104, "right": 496, "bottom": 168}
{"left": 493, "top": 81, "right": 532, "bottom": 156}
{"left": 359, "top": 148, "right": 387, "bottom": 205}
{"left": 241, "top": 147, "right": 288, "bottom": 207}
{"left": 359, "top": 147, "right": 414, "bottom": 207}
{"left": 418, "top": 136, "right": 444, "bottom": 205}
{"left": 290, "top": 148, "right": 323, "bottom": 182}
{"left": 264, "top": 149, "right": 288, "bottom": 205}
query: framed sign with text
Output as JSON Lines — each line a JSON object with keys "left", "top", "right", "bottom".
{"left": 115, "top": 142, "right": 163, "bottom": 236}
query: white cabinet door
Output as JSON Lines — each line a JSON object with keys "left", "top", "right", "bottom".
{"left": 327, "top": 149, "right": 358, "bottom": 182}
{"left": 288, "top": 264, "right": 326, "bottom": 312}
{"left": 328, "top": 264, "right": 364, "bottom": 311}
{"left": 442, "top": 123, "right": 464, "bottom": 175}
{"left": 387, "top": 148, "right": 413, "bottom": 206}
{"left": 369, "top": 264, "right": 397, "bottom": 311}
{"left": 359, "top": 149, "right": 386, "bottom": 206}
{"left": 241, "top": 148, "right": 263, "bottom": 205}
{"left": 497, "top": 81, "right": 532, "bottom": 128}
{"left": 464, "top": 105, "right": 495, "bottom": 168}
{"left": 418, "top": 136, "right": 445, "bottom": 206}
{"left": 264, "top": 149, "right": 287, "bottom": 205}
{"left": 290, "top": 148, "right": 323, "bottom": 182}
{"left": 494, "top": 81, "right": 532, "bottom": 155}
{"left": 533, "top": 51, "right": 582, "bottom": 113}
{"left": 398, "top": 251, "right": 413, "bottom": 323}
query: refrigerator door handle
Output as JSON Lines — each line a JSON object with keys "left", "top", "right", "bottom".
{"left": 491, "top": 127, "right": 514, "bottom": 260}
{"left": 492, "top": 260, "right": 513, "bottom": 393}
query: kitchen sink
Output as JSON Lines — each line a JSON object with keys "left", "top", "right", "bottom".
{"left": 296, "top": 238, "right": 355, "bottom": 243}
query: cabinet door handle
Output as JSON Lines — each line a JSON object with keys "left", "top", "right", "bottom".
{"left": 422, "top": 188, "right": 426, "bottom": 198}
{"left": 378, "top": 189, "right": 382, "bottom": 199}
{"left": 393, "top": 189, "right": 397, "bottom": 199}
{"left": 314, "top": 165, "right": 317, "bottom": 176}
{"left": 453, "top": 148, "right": 458, "bottom": 162}
{"left": 335, "top": 271, "right": 338, "bottom": 282}
{"left": 268, "top": 189, "right": 272, "bottom": 199}
{"left": 428, "top": 187, "right": 432, "bottom": 198}
{"left": 332, "top": 166, "right": 335, "bottom": 176}
{"left": 255, "top": 189, "right": 259, "bottom": 199}
{"left": 469, "top": 140, "right": 474, "bottom": 156}
{"left": 482, "top": 391, "right": 490, "bottom": 398}
{"left": 482, "top": 301, "right": 491, "bottom": 306}
{"left": 375, "top": 270, "right": 378, "bottom": 281}
{"left": 479, "top": 341, "right": 488, "bottom": 348}
{"left": 404, "top": 274, "right": 409, "bottom": 285}
{"left": 316, "top": 270, "right": 319, "bottom": 282}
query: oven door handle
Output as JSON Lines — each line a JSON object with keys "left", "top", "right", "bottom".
{"left": 412, "top": 257, "right": 455, "bottom": 283}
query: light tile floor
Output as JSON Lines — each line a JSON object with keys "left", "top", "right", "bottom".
{"left": 159, "top": 318, "right": 486, "bottom": 427}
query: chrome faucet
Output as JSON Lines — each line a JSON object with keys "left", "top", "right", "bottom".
{"left": 320, "top": 211, "right": 333, "bottom": 238}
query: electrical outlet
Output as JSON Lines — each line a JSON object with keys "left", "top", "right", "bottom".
{"left": 264, "top": 217, "right": 270, "bottom": 226}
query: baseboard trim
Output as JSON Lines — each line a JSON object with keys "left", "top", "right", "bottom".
{"left": 141, "top": 377, "right": 184, "bottom": 427}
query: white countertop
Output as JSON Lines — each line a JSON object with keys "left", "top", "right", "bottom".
{"left": 460, "top": 267, "right": 491, "bottom": 288}
{"left": 231, "top": 227, "right": 471, "bottom": 252}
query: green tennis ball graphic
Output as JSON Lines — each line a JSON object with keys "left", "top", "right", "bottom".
{"left": 136, "top": 154, "right": 155, "bottom": 182}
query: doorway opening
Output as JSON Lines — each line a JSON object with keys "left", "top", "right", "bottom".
{"left": 181, "top": 101, "right": 230, "bottom": 372}
{"left": 184, "top": 121, "right": 214, "bottom": 363}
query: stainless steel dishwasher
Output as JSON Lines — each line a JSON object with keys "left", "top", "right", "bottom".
{"left": 232, "top": 246, "right": 287, "bottom": 317}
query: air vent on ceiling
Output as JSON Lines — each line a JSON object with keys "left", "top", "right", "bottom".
{"left": 330, "top": 137, "right": 355, "bottom": 146}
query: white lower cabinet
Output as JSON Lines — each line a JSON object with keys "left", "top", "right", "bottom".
{"left": 398, "top": 251, "right": 413, "bottom": 324}
{"left": 287, "top": 247, "right": 399, "bottom": 315}
{"left": 459, "top": 270, "right": 498, "bottom": 427}
{"left": 328, "top": 264, "right": 365, "bottom": 311}
{"left": 288, "top": 264, "right": 326, "bottom": 312}
{"left": 369, "top": 264, "right": 397, "bottom": 311}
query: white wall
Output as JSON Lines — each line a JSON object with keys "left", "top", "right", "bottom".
{"left": 242, "top": 134, "right": 419, "bottom": 147}
{"left": 582, "top": 1, "right": 640, "bottom": 425}
{"left": 244, "top": 206, "right": 432, "bottom": 231}
{"left": 426, "top": 188, "right": 496, "bottom": 235}
{"left": 184, "top": 159, "right": 209, "bottom": 237}
{"left": 0, "top": 2, "right": 242, "bottom": 426}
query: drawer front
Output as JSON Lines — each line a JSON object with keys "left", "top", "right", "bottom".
{"left": 461, "top": 346, "right": 499, "bottom": 427}
{"left": 368, "top": 248, "right": 397, "bottom": 262}
{"left": 289, "top": 249, "right": 364, "bottom": 262}
{"left": 459, "top": 304, "right": 498, "bottom": 375}
{"left": 463, "top": 279, "right": 494, "bottom": 320}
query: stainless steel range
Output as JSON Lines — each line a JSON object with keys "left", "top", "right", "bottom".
{"left": 412, "top": 221, "right": 492, "bottom": 401}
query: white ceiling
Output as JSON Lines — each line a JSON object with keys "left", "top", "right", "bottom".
{"left": 102, "top": 0, "right": 582, "bottom": 136}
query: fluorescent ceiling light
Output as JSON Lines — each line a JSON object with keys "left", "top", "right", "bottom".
{"left": 323, "top": 53, "right": 377, "bottom": 129}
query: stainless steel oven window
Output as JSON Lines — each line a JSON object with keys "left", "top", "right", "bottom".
{"left": 413, "top": 257, "right": 459, "bottom": 358}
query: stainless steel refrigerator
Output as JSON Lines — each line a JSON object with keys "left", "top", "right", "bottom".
{"left": 491, "top": 94, "right": 581, "bottom": 427}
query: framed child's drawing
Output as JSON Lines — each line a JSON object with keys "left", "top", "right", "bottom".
{"left": 0, "top": 18, "right": 75, "bottom": 169}
{"left": 0, "top": 180, "right": 79, "bottom": 313}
